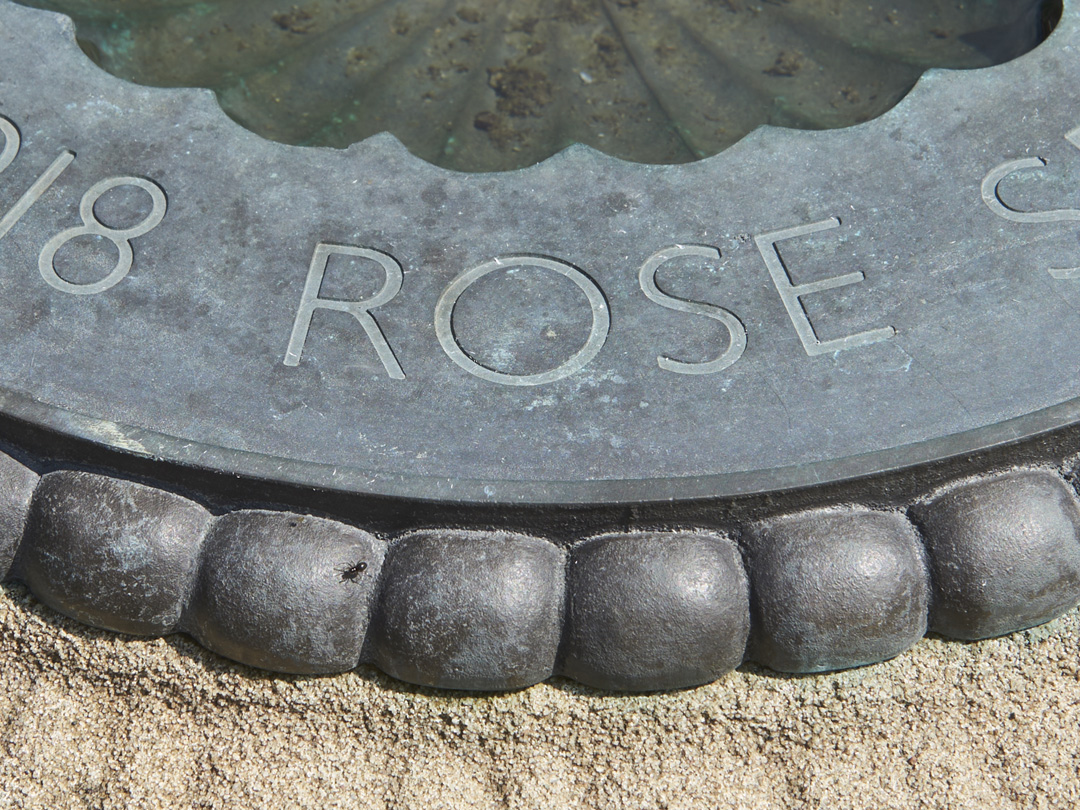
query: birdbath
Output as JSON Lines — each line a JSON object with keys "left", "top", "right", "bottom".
{"left": 0, "top": 0, "right": 1078, "bottom": 691}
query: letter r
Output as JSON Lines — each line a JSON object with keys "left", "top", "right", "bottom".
{"left": 284, "top": 243, "right": 405, "bottom": 379}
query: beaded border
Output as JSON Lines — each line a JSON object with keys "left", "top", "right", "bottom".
{"left": 3, "top": 438, "right": 1080, "bottom": 692}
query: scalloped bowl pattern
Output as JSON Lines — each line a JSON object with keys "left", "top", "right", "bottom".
{"left": 17, "top": 0, "right": 1060, "bottom": 170}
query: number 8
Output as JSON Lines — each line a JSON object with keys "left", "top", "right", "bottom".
{"left": 39, "top": 176, "right": 167, "bottom": 295}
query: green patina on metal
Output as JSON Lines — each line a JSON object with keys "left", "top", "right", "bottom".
{"left": 19, "top": 0, "right": 1059, "bottom": 170}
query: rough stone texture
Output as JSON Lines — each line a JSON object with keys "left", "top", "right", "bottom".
{"left": 2, "top": 582, "right": 1079, "bottom": 809}
{"left": 744, "top": 509, "right": 929, "bottom": 673}
{"left": 0, "top": 450, "right": 37, "bottom": 581}
{"left": 185, "top": 510, "right": 384, "bottom": 674}
{"left": 560, "top": 531, "right": 749, "bottom": 691}
{"left": 370, "top": 530, "right": 564, "bottom": 690}
{"left": 917, "top": 471, "right": 1080, "bottom": 641}
{"left": 19, "top": 470, "right": 210, "bottom": 635}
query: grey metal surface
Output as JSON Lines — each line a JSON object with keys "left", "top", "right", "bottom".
{"left": 4, "top": 452, "right": 1080, "bottom": 690}
{"left": 188, "top": 510, "right": 385, "bottom": 674}
{"left": 3, "top": 1, "right": 1080, "bottom": 691}
{"left": 913, "top": 470, "right": 1080, "bottom": 640}
{"left": 0, "top": 1, "right": 1079, "bottom": 505}
{"left": 743, "top": 510, "right": 929, "bottom": 673}
{"left": 561, "top": 531, "right": 750, "bottom": 691}
{"left": 370, "top": 530, "right": 565, "bottom": 690}
{"left": 22, "top": 469, "right": 210, "bottom": 635}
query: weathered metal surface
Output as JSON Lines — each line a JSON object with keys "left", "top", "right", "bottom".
{"left": 2, "top": 1, "right": 1080, "bottom": 690}
{"left": 18, "top": 0, "right": 1052, "bottom": 170}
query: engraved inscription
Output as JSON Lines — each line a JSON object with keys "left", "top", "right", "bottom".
{"left": 0, "top": 116, "right": 19, "bottom": 175}
{"left": 434, "top": 256, "right": 610, "bottom": 386}
{"left": 0, "top": 115, "right": 75, "bottom": 244}
{"left": 284, "top": 243, "right": 405, "bottom": 379}
{"left": 982, "top": 126, "right": 1080, "bottom": 279}
{"left": 638, "top": 245, "right": 747, "bottom": 375}
{"left": 39, "top": 176, "right": 167, "bottom": 295}
{"left": 755, "top": 218, "right": 895, "bottom": 356}
{"left": 2, "top": 114, "right": 166, "bottom": 294}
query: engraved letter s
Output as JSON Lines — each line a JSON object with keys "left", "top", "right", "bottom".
{"left": 982, "top": 127, "right": 1080, "bottom": 279}
{"left": 639, "top": 245, "right": 746, "bottom": 375}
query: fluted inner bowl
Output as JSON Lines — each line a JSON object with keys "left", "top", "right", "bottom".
{"left": 20, "top": 0, "right": 1061, "bottom": 171}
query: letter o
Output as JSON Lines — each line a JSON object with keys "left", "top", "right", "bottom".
{"left": 434, "top": 256, "right": 610, "bottom": 386}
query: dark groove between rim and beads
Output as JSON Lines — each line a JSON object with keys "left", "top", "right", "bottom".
{"left": 2, "top": 422, "right": 1080, "bottom": 692}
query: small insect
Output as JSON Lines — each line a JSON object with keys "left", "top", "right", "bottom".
{"left": 337, "top": 561, "right": 368, "bottom": 583}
